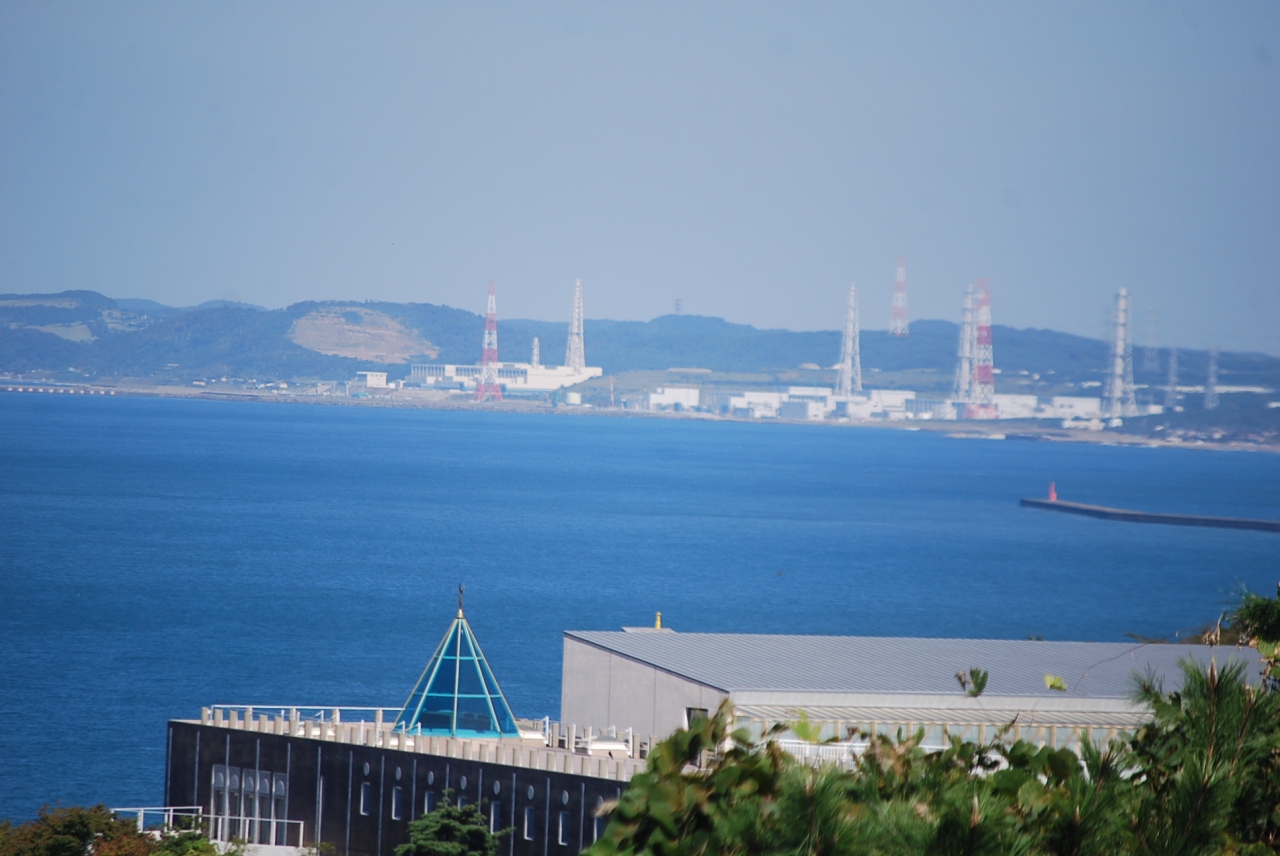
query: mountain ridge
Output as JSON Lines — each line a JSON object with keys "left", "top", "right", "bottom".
{"left": 1, "top": 290, "right": 1276, "bottom": 393}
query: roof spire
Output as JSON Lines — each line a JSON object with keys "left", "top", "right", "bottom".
{"left": 393, "top": 595, "right": 521, "bottom": 738}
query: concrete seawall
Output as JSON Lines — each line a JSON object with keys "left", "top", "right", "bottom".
{"left": 1020, "top": 498, "right": 1280, "bottom": 533}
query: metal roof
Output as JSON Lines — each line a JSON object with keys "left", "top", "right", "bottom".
{"left": 565, "top": 630, "right": 1261, "bottom": 701}
{"left": 732, "top": 704, "right": 1148, "bottom": 728}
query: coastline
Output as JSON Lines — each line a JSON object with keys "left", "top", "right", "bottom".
{"left": 4, "top": 380, "right": 1277, "bottom": 455}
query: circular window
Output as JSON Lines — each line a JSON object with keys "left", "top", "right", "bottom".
{"left": 527, "top": 785, "right": 535, "bottom": 800}
{"left": 561, "top": 790, "right": 570, "bottom": 805}
{"left": 460, "top": 776, "right": 468, "bottom": 790}
{"left": 428, "top": 771, "right": 435, "bottom": 786}
{"left": 493, "top": 781, "right": 501, "bottom": 795}
{"left": 395, "top": 767, "right": 402, "bottom": 781}
{"left": 363, "top": 762, "right": 370, "bottom": 776}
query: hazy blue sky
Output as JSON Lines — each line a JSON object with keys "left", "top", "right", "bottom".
{"left": 2, "top": 2, "right": 1277, "bottom": 352}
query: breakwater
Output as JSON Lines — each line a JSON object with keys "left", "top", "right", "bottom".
{"left": 1020, "top": 498, "right": 1280, "bottom": 533}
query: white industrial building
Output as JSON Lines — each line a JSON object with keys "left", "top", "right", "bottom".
{"left": 1048, "top": 396, "right": 1103, "bottom": 419}
{"left": 357, "top": 371, "right": 389, "bottom": 389}
{"left": 836, "top": 389, "right": 917, "bottom": 420}
{"left": 560, "top": 628, "right": 1259, "bottom": 752}
{"left": 647, "top": 387, "right": 700, "bottom": 411}
{"left": 991, "top": 393, "right": 1040, "bottom": 419}
{"left": 653, "top": 386, "right": 1161, "bottom": 424}
{"left": 409, "top": 361, "right": 602, "bottom": 393}
{"left": 729, "top": 391, "right": 786, "bottom": 418}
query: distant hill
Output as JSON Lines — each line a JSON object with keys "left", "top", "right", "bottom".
{"left": 1, "top": 290, "right": 1277, "bottom": 395}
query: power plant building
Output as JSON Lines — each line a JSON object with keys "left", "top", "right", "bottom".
{"left": 410, "top": 362, "right": 601, "bottom": 393}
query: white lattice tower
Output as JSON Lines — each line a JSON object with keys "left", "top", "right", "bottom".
{"left": 965, "top": 280, "right": 997, "bottom": 419}
{"left": 1122, "top": 339, "right": 1137, "bottom": 417}
{"left": 952, "top": 284, "right": 975, "bottom": 401}
{"left": 474, "top": 280, "right": 503, "bottom": 401}
{"left": 836, "top": 282, "right": 862, "bottom": 396}
{"left": 889, "top": 257, "right": 909, "bottom": 337}
{"left": 1205, "top": 347, "right": 1219, "bottom": 410}
{"left": 1104, "top": 288, "right": 1136, "bottom": 418}
{"left": 1164, "top": 348, "right": 1178, "bottom": 409}
{"left": 531, "top": 337, "right": 540, "bottom": 368}
{"left": 565, "top": 279, "right": 586, "bottom": 372}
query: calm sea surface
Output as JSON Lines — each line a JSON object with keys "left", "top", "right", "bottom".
{"left": 2, "top": 395, "right": 1278, "bottom": 820}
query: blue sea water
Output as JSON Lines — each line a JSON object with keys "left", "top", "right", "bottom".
{"left": 1, "top": 394, "right": 1278, "bottom": 821}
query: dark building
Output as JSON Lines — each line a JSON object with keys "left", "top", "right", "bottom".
{"left": 162, "top": 600, "right": 645, "bottom": 856}
{"left": 164, "top": 716, "right": 638, "bottom": 856}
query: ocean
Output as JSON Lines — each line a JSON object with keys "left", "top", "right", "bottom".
{"left": 1, "top": 394, "right": 1277, "bottom": 821}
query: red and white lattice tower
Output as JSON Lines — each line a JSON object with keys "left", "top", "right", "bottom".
{"left": 888, "top": 257, "right": 909, "bottom": 337}
{"left": 474, "top": 280, "right": 503, "bottom": 401}
{"left": 965, "top": 280, "right": 998, "bottom": 419}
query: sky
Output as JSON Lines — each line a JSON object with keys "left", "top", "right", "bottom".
{"left": 1, "top": 3, "right": 1277, "bottom": 353}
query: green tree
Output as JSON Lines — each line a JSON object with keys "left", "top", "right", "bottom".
{"left": 591, "top": 700, "right": 789, "bottom": 856}
{"left": 0, "top": 806, "right": 157, "bottom": 856}
{"left": 394, "top": 794, "right": 500, "bottom": 856}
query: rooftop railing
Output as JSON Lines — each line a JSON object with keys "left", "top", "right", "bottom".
{"left": 196, "top": 706, "right": 650, "bottom": 783}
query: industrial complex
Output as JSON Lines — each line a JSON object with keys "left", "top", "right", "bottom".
{"left": 155, "top": 599, "right": 1258, "bottom": 856}
{"left": 402, "top": 279, "right": 602, "bottom": 397}
{"left": 305, "top": 263, "right": 1250, "bottom": 434}
{"left": 645, "top": 267, "right": 1169, "bottom": 427}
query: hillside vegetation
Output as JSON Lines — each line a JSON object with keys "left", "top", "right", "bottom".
{"left": 2, "top": 292, "right": 1277, "bottom": 399}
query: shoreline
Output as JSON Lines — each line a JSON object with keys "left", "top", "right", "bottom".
{"left": 4, "top": 380, "right": 1278, "bottom": 455}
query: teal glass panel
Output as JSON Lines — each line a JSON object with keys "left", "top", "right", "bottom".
{"left": 456, "top": 657, "right": 484, "bottom": 695}
{"left": 414, "top": 705, "right": 454, "bottom": 732}
{"left": 455, "top": 695, "right": 496, "bottom": 734}
{"left": 457, "top": 629, "right": 477, "bottom": 660}
{"left": 426, "top": 661, "right": 460, "bottom": 697}
{"left": 491, "top": 700, "right": 517, "bottom": 735}
{"left": 477, "top": 656, "right": 503, "bottom": 698}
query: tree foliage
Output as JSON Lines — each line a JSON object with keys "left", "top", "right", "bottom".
{"left": 394, "top": 793, "right": 501, "bottom": 856}
{"left": 0, "top": 807, "right": 219, "bottom": 856}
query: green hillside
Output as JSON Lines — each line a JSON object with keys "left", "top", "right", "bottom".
{"left": 1, "top": 291, "right": 1276, "bottom": 400}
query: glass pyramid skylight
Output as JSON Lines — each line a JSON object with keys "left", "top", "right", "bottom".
{"left": 393, "top": 598, "right": 521, "bottom": 738}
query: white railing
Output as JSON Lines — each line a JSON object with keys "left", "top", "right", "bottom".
{"left": 202, "top": 706, "right": 652, "bottom": 757}
{"left": 208, "top": 705, "right": 398, "bottom": 724}
{"left": 111, "top": 806, "right": 203, "bottom": 833}
{"left": 209, "top": 815, "right": 305, "bottom": 847}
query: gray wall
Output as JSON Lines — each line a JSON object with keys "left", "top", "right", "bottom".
{"left": 561, "top": 636, "right": 727, "bottom": 738}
